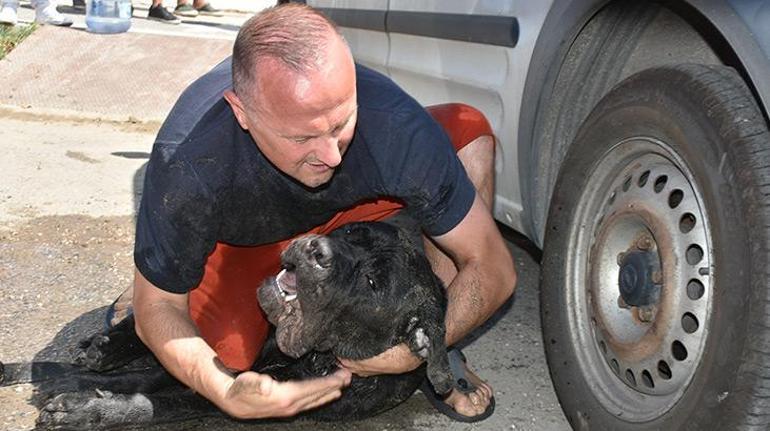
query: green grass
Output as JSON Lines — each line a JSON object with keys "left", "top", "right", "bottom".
{"left": 0, "top": 23, "right": 37, "bottom": 60}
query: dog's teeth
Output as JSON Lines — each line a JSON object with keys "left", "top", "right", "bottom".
{"left": 284, "top": 293, "right": 297, "bottom": 302}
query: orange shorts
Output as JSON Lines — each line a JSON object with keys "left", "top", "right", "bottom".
{"left": 188, "top": 103, "right": 493, "bottom": 370}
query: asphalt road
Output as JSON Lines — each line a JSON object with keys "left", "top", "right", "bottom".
{"left": 0, "top": 116, "right": 571, "bottom": 431}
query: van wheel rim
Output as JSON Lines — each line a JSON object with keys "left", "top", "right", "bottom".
{"left": 568, "top": 137, "right": 713, "bottom": 420}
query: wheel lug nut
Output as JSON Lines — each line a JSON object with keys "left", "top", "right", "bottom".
{"left": 638, "top": 306, "right": 655, "bottom": 322}
{"left": 636, "top": 235, "right": 653, "bottom": 251}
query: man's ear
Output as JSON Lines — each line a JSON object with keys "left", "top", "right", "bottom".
{"left": 224, "top": 89, "right": 250, "bottom": 131}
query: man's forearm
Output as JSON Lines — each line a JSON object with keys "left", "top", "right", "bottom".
{"left": 134, "top": 293, "right": 234, "bottom": 409}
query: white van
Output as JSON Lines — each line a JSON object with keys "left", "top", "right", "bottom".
{"left": 304, "top": 1, "right": 770, "bottom": 429}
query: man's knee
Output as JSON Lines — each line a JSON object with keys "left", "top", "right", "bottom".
{"left": 425, "top": 103, "right": 496, "bottom": 209}
{"left": 457, "top": 135, "right": 495, "bottom": 209}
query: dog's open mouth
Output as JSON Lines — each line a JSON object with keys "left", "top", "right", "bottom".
{"left": 276, "top": 269, "right": 298, "bottom": 302}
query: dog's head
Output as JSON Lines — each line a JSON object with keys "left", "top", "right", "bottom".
{"left": 257, "top": 221, "right": 435, "bottom": 358}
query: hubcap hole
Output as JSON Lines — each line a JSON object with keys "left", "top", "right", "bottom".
{"left": 641, "top": 370, "right": 655, "bottom": 388}
{"left": 668, "top": 189, "right": 684, "bottom": 208}
{"left": 654, "top": 175, "right": 668, "bottom": 193}
{"left": 599, "top": 340, "right": 607, "bottom": 354}
{"left": 658, "top": 361, "right": 672, "bottom": 380}
{"left": 623, "top": 176, "right": 632, "bottom": 192}
{"left": 638, "top": 170, "right": 650, "bottom": 187}
{"left": 626, "top": 369, "right": 637, "bottom": 386}
{"left": 687, "top": 279, "right": 705, "bottom": 300}
{"left": 682, "top": 312, "right": 699, "bottom": 333}
{"left": 686, "top": 245, "right": 704, "bottom": 265}
{"left": 672, "top": 340, "right": 688, "bottom": 361}
{"left": 611, "top": 358, "right": 620, "bottom": 374}
{"left": 680, "top": 213, "right": 696, "bottom": 233}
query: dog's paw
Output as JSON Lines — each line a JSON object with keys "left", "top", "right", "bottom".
{"left": 38, "top": 390, "right": 153, "bottom": 429}
{"left": 74, "top": 334, "right": 110, "bottom": 371}
{"left": 73, "top": 321, "right": 149, "bottom": 372}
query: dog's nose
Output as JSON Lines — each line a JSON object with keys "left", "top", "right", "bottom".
{"left": 306, "top": 237, "right": 333, "bottom": 268}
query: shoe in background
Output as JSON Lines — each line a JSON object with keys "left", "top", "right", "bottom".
{"left": 147, "top": 3, "right": 179, "bottom": 23}
{"left": 34, "top": 0, "right": 74, "bottom": 26}
{"left": 0, "top": 1, "right": 18, "bottom": 25}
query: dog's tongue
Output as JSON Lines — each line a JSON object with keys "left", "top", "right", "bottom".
{"left": 276, "top": 269, "right": 297, "bottom": 295}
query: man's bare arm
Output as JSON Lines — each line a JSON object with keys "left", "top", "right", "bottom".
{"left": 436, "top": 195, "right": 516, "bottom": 345}
{"left": 132, "top": 268, "right": 351, "bottom": 419}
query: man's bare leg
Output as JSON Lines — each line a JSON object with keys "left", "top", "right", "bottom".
{"left": 423, "top": 134, "right": 496, "bottom": 417}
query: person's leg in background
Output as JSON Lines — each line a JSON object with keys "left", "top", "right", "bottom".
{"left": 33, "top": 0, "right": 73, "bottom": 26}
{"left": 174, "top": 0, "right": 220, "bottom": 17}
{"left": 147, "top": 0, "right": 180, "bottom": 23}
{"left": 0, "top": 0, "right": 19, "bottom": 25}
{"left": 0, "top": 0, "right": 73, "bottom": 26}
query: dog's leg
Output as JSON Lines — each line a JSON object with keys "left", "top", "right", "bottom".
{"left": 34, "top": 363, "right": 179, "bottom": 400}
{"left": 404, "top": 308, "right": 453, "bottom": 396}
{"left": 74, "top": 315, "right": 151, "bottom": 372}
{"left": 37, "top": 384, "right": 221, "bottom": 429}
{"left": 35, "top": 363, "right": 221, "bottom": 429}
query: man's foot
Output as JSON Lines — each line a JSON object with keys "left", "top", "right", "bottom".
{"left": 35, "top": 2, "right": 73, "bottom": 26}
{"left": 105, "top": 286, "right": 134, "bottom": 329}
{"left": 194, "top": 2, "right": 221, "bottom": 16}
{"left": 147, "top": 4, "right": 180, "bottom": 23}
{"left": 421, "top": 350, "right": 495, "bottom": 422}
{"left": 173, "top": 3, "right": 197, "bottom": 17}
{"left": 441, "top": 364, "right": 494, "bottom": 419}
{"left": 0, "top": 5, "right": 18, "bottom": 25}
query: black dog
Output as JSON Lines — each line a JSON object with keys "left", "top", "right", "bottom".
{"left": 2, "top": 221, "right": 462, "bottom": 429}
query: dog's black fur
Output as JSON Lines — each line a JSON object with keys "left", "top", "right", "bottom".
{"left": 7, "top": 221, "right": 453, "bottom": 430}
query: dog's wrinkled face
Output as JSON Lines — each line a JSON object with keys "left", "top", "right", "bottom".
{"left": 258, "top": 222, "right": 425, "bottom": 358}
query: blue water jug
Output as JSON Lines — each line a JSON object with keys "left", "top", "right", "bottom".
{"left": 86, "top": 0, "right": 131, "bottom": 34}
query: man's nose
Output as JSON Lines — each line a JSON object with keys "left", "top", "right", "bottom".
{"left": 315, "top": 136, "right": 342, "bottom": 168}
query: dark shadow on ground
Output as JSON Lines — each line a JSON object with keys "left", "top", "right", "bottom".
{"left": 499, "top": 222, "right": 542, "bottom": 264}
{"left": 31, "top": 307, "right": 107, "bottom": 364}
{"left": 26, "top": 307, "right": 108, "bottom": 414}
{"left": 182, "top": 20, "right": 241, "bottom": 32}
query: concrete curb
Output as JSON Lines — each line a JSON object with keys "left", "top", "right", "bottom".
{"left": 0, "top": 104, "right": 162, "bottom": 131}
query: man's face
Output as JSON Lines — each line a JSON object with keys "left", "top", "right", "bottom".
{"left": 230, "top": 35, "right": 358, "bottom": 188}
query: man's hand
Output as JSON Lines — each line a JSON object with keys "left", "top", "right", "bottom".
{"left": 221, "top": 368, "right": 352, "bottom": 419}
{"left": 337, "top": 343, "right": 422, "bottom": 377}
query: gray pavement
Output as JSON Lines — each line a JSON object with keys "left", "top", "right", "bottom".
{"left": 0, "top": 0, "right": 264, "bottom": 123}
{"left": 0, "top": 6, "right": 572, "bottom": 431}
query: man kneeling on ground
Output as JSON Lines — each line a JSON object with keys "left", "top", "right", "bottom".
{"left": 110, "top": 2, "right": 517, "bottom": 421}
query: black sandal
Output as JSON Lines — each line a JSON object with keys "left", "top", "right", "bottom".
{"left": 420, "top": 349, "right": 496, "bottom": 422}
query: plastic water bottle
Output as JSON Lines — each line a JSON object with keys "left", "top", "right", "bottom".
{"left": 86, "top": 0, "right": 131, "bottom": 34}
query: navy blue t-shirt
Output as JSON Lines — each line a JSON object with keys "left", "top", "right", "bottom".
{"left": 134, "top": 58, "right": 475, "bottom": 294}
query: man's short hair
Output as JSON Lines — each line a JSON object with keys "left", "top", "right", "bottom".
{"left": 232, "top": 3, "right": 342, "bottom": 105}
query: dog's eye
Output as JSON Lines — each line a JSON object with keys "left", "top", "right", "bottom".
{"left": 365, "top": 275, "right": 377, "bottom": 289}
